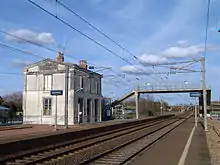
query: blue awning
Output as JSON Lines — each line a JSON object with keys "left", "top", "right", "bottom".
{"left": 0, "top": 106, "right": 10, "bottom": 111}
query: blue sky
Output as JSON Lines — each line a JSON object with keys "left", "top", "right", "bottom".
{"left": 0, "top": 0, "right": 220, "bottom": 105}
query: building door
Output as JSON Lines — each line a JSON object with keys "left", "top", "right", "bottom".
{"left": 95, "top": 99, "right": 98, "bottom": 121}
{"left": 87, "top": 99, "right": 91, "bottom": 122}
{"left": 78, "top": 98, "right": 83, "bottom": 123}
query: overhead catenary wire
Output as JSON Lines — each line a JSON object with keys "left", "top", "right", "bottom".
{"left": 27, "top": 0, "right": 134, "bottom": 66}
{"left": 56, "top": 0, "right": 166, "bottom": 83}
{"left": 0, "top": 43, "right": 45, "bottom": 59}
{"left": 57, "top": 0, "right": 181, "bottom": 86}
{"left": 203, "top": 0, "right": 211, "bottom": 59}
{"left": 0, "top": 30, "right": 89, "bottom": 65}
{"left": 56, "top": 0, "right": 140, "bottom": 61}
{"left": 0, "top": 43, "right": 82, "bottom": 68}
{"left": 27, "top": 0, "right": 164, "bottom": 84}
{"left": 57, "top": 0, "right": 200, "bottom": 83}
{"left": 0, "top": 29, "right": 57, "bottom": 53}
{"left": 27, "top": 0, "right": 203, "bottom": 90}
{"left": 29, "top": 0, "right": 194, "bottom": 91}
{"left": 55, "top": 2, "right": 205, "bottom": 99}
{"left": 142, "top": 59, "right": 201, "bottom": 67}
{"left": 0, "top": 42, "right": 133, "bottom": 89}
{"left": 0, "top": 10, "right": 146, "bottom": 96}
{"left": 0, "top": 30, "right": 119, "bottom": 75}
{"left": 0, "top": 43, "right": 128, "bottom": 83}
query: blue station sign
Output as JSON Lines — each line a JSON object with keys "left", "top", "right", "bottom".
{"left": 190, "top": 92, "right": 201, "bottom": 97}
{"left": 50, "top": 90, "right": 63, "bottom": 96}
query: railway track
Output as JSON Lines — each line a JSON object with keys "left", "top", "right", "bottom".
{"left": 2, "top": 113, "right": 190, "bottom": 165}
{"left": 0, "top": 116, "right": 170, "bottom": 162}
{"left": 87, "top": 114, "right": 190, "bottom": 165}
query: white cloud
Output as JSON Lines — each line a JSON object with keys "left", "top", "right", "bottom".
{"left": 121, "top": 65, "right": 154, "bottom": 75}
{"left": 139, "top": 54, "right": 168, "bottom": 65}
{"left": 162, "top": 45, "right": 203, "bottom": 58}
{"left": 176, "top": 40, "right": 189, "bottom": 46}
{"left": 11, "top": 59, "right": 31, "bottom": 68}
{"left": 5, "top": 29, "right": 55, "bottom": 45}
{"left": 162, "top": 44, "right": 220, "bottom": 59}
{"left": 121, "top": 65, "right": 143, "bottom": 75}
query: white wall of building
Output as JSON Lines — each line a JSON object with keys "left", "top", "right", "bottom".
{"left": 23, "top": 60, "right": 102, "bottom": 125}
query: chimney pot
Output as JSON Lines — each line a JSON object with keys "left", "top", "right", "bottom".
{"left": 79, "top": 60, "right": 87, "bottom": 70}
{"left": 57, "top": 52, "right": 64, "bottom": 62}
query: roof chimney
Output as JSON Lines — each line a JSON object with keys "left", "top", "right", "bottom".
{"left": 79, "top": 60, "right": 87, "bottom": 70}
{"left": 57, "top": 52, "right": 64, "bottom": 62}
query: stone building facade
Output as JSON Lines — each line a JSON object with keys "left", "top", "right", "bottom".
{"left": 23, "top": 52, "right": 102, "bottom": 125}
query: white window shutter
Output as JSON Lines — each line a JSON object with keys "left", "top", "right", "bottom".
{"left": 48, "top": 75, "right": 52, "bottom": 90}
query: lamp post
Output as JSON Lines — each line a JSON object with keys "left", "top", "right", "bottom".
{"left": 135, "top": 91, "right": 139, "bottom": 119}
{"left": 201, "top": 57, "right": 208, "bottom": 131}
{"left": 160, "top": 98, "right": 163, "bottom": 115}
{"left": 194, "top": 97, "right": 198, "bottom": 127}
{"left": 64, "top": 65, "right": 69, "bottom": 129}
{"left": 146, "top": 82, "right": 151, "bottom": 90}
{"left": 184, "top": 80, "right": 188, "bottom": 87}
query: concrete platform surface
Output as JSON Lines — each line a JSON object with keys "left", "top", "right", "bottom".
{"left": 185, "top": 122, "right": 211, "bottom": 165}
{"left": 131, "top": 117, "right": 211, "bottom": 165}
{"left": 1, "top": 116, "right": 171, "bottom": 160}
{"left": 0, "top": 117, "right": 160, "bottom": 144}
{"left": 0, "top": 119, "right": 134, "bottom": 143}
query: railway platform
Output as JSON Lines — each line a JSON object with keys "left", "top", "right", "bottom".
{"left": 0, "top": 118, "right": 139, "bottom": 144}
{"left": 131, "top": 117, "right": 211, "bottom": 165}
{"left": 1, "top": 115, "right": 173, "bottom": 163}
{"left": 2, "top": 114, "right": 211, "bottom": 165}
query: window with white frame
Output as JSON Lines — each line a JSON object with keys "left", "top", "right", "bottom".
{"left": 95, "top": 80, "right": 98, "bottom": 94}
{"left": 43, "top": 98, "right": 52, "bottom": 115}
{"left": 80, "top": 76, "right": 84, "bottom": 90}
{"left": 44, "top": 75, "right": 52, "bottom": 91}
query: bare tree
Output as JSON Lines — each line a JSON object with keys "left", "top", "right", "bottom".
{"left": 0, "top": 96, "right": 3, "bottom": 106}
{"left": 124, "top": 95, "right": 170, "bottom": 117}
{"left": 3, "top": 91, "right": 22, "bottom": 112}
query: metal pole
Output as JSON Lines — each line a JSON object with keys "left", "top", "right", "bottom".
{"left": 135, "top": 91, "right": 139, "bottom": 119}
{"left": 78, "top": 102, "right": 79, "bottom": 124}
{"left": 55, "top": 95, "right": 58, "bottom": 131}
{"left": 24, "top": 74, "right": 27, "bottom": 124}
{"left": 194, "top": 98, "right": 197, "bottom": 127}
{"left": 122, "top": 104, "right": 124, "bottom": 119}
{"left": 201, "top": 57, "right": 208, "bottom": 130}
{"left": 78, "top": 102, "right": 80, "bottom": 124}
{"left": 160, "top": 99, "right": 163, "bottom": 115}
{"left": 64, "top": 65, "right": 69, "bottom": 129}
{"left": 99, "top": 99, "right": 102, "bottom": 122}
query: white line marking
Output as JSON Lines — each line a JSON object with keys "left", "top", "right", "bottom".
{"left": 178, "top": 125, "right": 196, "bottom": 165}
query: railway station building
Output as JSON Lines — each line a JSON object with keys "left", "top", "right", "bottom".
{"left": 23, "top": 52, "right": 103, "bottom": 125}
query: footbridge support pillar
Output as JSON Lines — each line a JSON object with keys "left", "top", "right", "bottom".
{"left": 135, "top": 91, "right": 140, "bottom": 119}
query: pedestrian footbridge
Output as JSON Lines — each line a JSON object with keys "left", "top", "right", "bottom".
{"left": 111, "top": 83, "right": 211, "bottom": 119}
{"left": 117, "top": 83, "right": 211, "bottom": 102}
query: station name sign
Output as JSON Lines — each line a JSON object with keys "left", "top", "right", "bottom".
{"left": 50, "top": 90, "right": 63, "bottom": 96}
{"left": 190, "top": 92, "right": 201, "bottom": 97}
